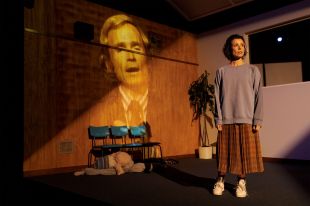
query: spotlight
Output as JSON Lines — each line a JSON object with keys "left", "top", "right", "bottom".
{"left": 277, "top": 37, "right": 283, "bottom": 42}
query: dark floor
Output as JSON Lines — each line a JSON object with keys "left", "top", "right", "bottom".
{"left": 4, "top": 158, "right": 310, "bottom": 206}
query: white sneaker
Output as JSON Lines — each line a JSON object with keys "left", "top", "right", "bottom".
{"left": 213, "top": 178, "right": 224, "bottom": 196}
{"left": 235, "top": 179, "right": 247, "bottom": 198}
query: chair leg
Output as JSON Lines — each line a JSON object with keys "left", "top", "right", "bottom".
{"left": 158, "top": 145, "right": 163, "bottom": 159}
{"left": 147, "top": 147, "right": 150, "bottom": 159}
{"left": 142, "top": 147, "right": 145, "bottom": 160}
{"left": 88, "top": 151, "right": 92, "bottom": 167}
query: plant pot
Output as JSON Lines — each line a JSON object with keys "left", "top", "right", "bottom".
{"left": 198, "top": 146, "right": 212, "bottom": 159}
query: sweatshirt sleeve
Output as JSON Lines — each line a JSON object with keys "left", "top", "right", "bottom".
{"left": 253, "top": 66, "right": 263, "bottom": 126}
{"left": 214, "top": 69, "right": 223, "bottom": 125}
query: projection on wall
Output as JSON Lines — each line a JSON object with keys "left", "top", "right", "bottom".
{"left": 24, "top": 2, "right": 199, "bottom": 171}
{"left": 95, "top": 14, "right": 150, "bottom": 127}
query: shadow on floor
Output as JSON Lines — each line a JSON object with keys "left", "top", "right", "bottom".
{"left": 154, "top": 164, "right": 235, "bottom": 195}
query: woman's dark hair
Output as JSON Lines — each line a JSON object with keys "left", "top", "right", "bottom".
{"left": 223, "top": 34, "right": 247, "bottom": 61}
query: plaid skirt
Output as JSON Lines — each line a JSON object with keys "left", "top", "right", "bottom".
{"left": 216, "top": 124, "right": 264, "bottom": 175}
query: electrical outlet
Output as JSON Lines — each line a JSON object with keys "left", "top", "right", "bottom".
{"left": 59, "top": 140, "right": 73, "bottom": 154}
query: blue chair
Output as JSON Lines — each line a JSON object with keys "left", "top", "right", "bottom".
{"left": 88, "top": 126, "right": 111, "bottom": 167}
{"left": 110, "top": 126, "right": 129, "bottom": 146}
{"left": 127, "top": 125, "right": 147, "bottom": 160}
{"left": 129, "top": 125, "right": 162, "bottom": 161}
{"left": 129, "top": 125, "right": 146, "bottom": 146}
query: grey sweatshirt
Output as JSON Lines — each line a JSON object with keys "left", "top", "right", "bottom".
{"left": 214, "top": 63, "right": 263, "bottom": 126}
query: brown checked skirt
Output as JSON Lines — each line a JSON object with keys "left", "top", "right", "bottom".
{"left": 216, "top": 124, "right": 264, "bottom": 175}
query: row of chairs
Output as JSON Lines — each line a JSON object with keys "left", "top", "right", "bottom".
{"left": 88, "top": 125, "right": 162, "bottom": 167}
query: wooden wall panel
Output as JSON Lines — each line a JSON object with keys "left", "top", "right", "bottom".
{"left": 24, "top": 0, "right": 199, "bottom": 172}
{"left": 24, "top": 0, "right": 56, "bottom": 33}
{"left": 147, "top": 59, "right": 199, "bottom": 156}
{"left": 24, "top": 32, "right": 58, "bottom": 170}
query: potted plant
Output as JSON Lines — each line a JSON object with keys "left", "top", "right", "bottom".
{"left": 188, "top": 71, "right": 215, "bottom": 159}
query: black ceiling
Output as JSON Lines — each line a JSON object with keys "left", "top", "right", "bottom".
{"left": 87, "top": 0, "right": 303, "bottom": 34}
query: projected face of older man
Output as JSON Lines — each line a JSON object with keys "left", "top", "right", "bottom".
{"left": 107, "top": 23, "right": 149, "bottom": 88}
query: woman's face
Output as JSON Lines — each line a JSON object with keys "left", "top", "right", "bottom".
{"left": 231, "top": 38, "right": 246, "bottom": 60}
{"left": 107, "top": 23, "right": 149, "bottom": 87}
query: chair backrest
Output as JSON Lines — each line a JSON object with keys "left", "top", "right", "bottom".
{"left": 110, "top": 126, "right": 129, "bottom": 138}
{"left": 88, "top": 126, "right": 110, "bottom": 139}
{"left": 129, "top": 125, "right": 146, "bottom": 137}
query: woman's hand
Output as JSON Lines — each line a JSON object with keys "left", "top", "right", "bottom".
{"left": 217, "top": 124, "right": 222, "bottom": 131}
{"left": 252, "top": 125, "right": 261, "bottom": 132}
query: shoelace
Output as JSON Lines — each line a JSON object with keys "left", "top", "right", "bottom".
{"left": 214, "top": 181, "right": 224, "bottom": 189}
{"left": 236, "top": 181, "right": 246, "bottom": 191}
